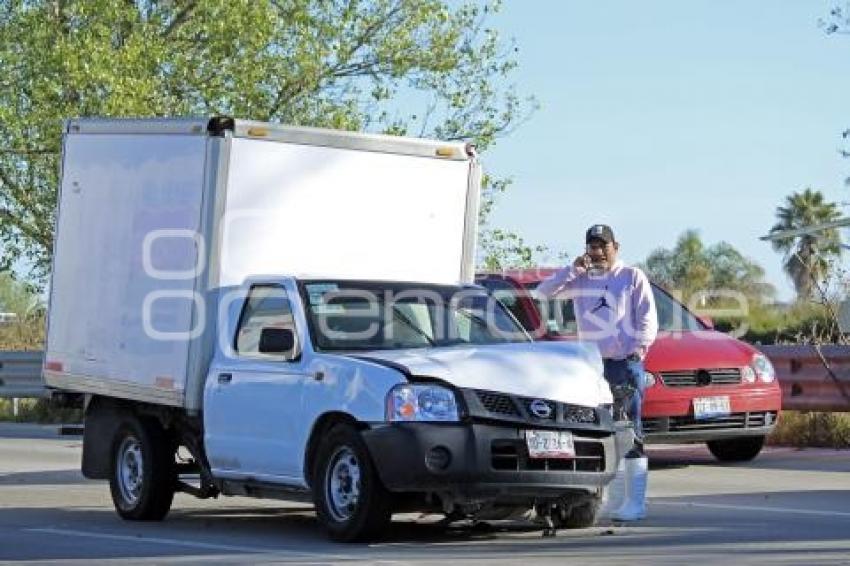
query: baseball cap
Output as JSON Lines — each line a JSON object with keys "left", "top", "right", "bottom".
{"left": 585, "top": 224, "right": 615, "bottom": 244}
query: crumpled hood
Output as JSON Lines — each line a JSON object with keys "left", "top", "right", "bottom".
{"left": 351, "top": 341, "right": 612, "bottom": 408}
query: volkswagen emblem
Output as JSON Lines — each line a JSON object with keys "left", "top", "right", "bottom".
{"left": 529, "top": 399, "right": 553, "bottom": 419}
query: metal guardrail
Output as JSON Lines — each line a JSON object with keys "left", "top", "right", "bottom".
{"left": 758, "top": 344, "right": 850, "bottom": 412}
{"left": 2, "top": 346, "right": 850, "bottom": 411}
{"left": 0, "top": 351, "right": 46, "bottom": 398}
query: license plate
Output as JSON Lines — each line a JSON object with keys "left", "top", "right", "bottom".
{"left": 525, "top": 430, "right": 575, "bottom": 459}
{"left": 693, "top": 396, "right": 731, "bottom": 420}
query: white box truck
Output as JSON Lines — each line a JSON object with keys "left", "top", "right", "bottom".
{"left": 44, "top": 117, "right": 617, "bottom": 541}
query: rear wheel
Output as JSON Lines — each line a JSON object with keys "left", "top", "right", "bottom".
{"left": 313, "top": 424, "right": 391, "bottom": 542}
{"left": 109, "top": 416, "right": 176, "bottom": 520}
{"left": 707, "top": 436, "right": 765, "bottom": 462}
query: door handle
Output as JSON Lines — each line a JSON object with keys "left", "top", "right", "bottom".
{"left": 217, "top": 373, "right": 233, "bottom": 384}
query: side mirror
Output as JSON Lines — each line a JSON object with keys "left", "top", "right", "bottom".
{"left": 259, "top": 327, "right": 296, "bottom": 355}
{"left": 697, "top": 315, "right": 714, "bottom": 329}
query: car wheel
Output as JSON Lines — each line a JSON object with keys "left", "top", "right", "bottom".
{"left": 706, "top": 436, "right": 765, "bottom": 462}
{"left": 313, "top": 424, "right": 392, "bottom": 542}
{"left": 552, "top": 494, "right": 601, "bottom": 529}
{"left": 109, "top": 416, "right": 176, "bottom": 521}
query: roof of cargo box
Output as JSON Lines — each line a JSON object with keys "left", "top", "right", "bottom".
{"left": 64, "top": 117, "right": 473, "bottom": 161}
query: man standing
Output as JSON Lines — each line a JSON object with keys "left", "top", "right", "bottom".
{"left": 537, "top": 224, "right": 658, "bottom": 520}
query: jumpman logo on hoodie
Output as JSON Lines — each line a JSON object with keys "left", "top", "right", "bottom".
{"left": 591, "top": 285, "right": 611, "bottom": 313}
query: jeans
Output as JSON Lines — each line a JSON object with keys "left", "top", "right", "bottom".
{"left": 603, "top": 358, "right": 645, "bottom": 442}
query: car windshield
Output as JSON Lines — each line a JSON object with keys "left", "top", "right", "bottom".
{"left": 301, "top": 280, "right": 531, "bottom": 351}
{"left": 524, "top": 281, "right": 704, "bottom": 333}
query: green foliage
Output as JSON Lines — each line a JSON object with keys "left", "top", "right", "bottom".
{"left": 0, "top": 0, "right": 533, "bottom": 283}
{"left": 642, "top": 229, "right": 776, "bottom": 308}
{"left": 768, "top": 188, "right": 842, "bottom": 301}
{"left": 0, "top": 398, "right": 82, "bottom": 423}
{"left": 768, "top": 411, "right": 850, "bottom": 448}
{"left": 0, "top": 271, "right": 44, "bottom": 349}
{"left": 716, "top": 301, "right": 841, "bottom": 345}
{"left": 477, "top": 227, "right": 549, "bottom": 271}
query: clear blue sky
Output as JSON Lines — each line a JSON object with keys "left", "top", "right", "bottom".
{"left": 483, "top": 1, "right": 849, "bottom": 301}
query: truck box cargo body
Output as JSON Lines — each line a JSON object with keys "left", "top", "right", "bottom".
{"left": 44, "top": 118, "right": 617, "bottom": 541}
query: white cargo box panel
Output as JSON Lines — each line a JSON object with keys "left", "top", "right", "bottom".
{"left": 44, "top": 118, "right": 480, "bottom": 408}
{"left": 44, "top": 125, "right": 210, "bottom": 406}
{"left": 217, "top": 127, "right": 476, "bottom": 287}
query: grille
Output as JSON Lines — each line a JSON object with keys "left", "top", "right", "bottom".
{"left": 645, "top": 411, "right": 779, "bottom": 433}
{"left": 491, "top": 440, "right": 605, "bottom": 472}
{"left": 475, "top": 390, "right": 598, "bottom": 424}
{"left": 476, "top": 391, "right": 520, "bottom": 417}
{"left": 562, "top": 405, "right": 598, "bottom": 424}
{"left": 660, "top": 368, "right": 742, "bottom": 387}
{"left": 642, "top": 417, "right": 663, "bottom": 434}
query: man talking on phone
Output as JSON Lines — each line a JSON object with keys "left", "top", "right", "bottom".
{"left": 536, "top": 224, "right": 658, "bottom": 521}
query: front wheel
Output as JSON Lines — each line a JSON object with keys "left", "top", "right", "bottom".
{"left": 313, "top": 424, "right": 392, "bottom": 542}
{"left": 109, "top": 416, "right": 176, "bottom": 521}
{"left": 552, "top": 494, "right": 601, "bottom": 529}
{"left": 707, "top": 436, "right": 765, "bottom": 462}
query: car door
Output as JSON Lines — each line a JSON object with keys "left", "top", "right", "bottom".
{"left": 204, "top": 282, "right": 312, "bottom": 483}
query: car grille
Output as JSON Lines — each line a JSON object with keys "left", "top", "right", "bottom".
{"left": 659, "top": 368, "right": 742, "bottom": 387}
{"left": 475, "top": 390, "right": 598, "bottom": 424}
{"left": 491, "top": 439, "right": 606, "bottom": 472}
{"left": 643, "top": 411, "right": 778, "bottom": 434}
{"left": 476, "top": 391, "right": 521, "bottom": 417}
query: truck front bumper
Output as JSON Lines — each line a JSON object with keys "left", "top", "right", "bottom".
{"left": 361, "top": 422, "right": 617, "bottom": 502}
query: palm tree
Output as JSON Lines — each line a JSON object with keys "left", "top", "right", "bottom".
{"left": 769, "top": 189, "right": 842, "bottom": 300}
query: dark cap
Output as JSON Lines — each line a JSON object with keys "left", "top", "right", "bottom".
{"left": 585, "top": 224, "right": 615, "bottom": 244}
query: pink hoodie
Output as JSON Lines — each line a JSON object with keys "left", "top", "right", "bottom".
{"left": 536, "top": 260, "right": 658, "bottom": 360}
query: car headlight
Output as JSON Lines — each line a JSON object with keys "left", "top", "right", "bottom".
{"left": 741, "top": 366, "right": 756, "bottom": 383}
{"left": 751, "top": 353, "right": 776, "bottom": 383}
{"left": 644, "top": 371, "right": 657, "bottom": 388}
{"left": 386, "top": 384, "right": 460, "bottom": 422}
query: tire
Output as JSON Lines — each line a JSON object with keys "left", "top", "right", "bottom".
{"left": 707, "top": 436, "right": 765, "bottom": 463}
{"left": 108, "top": 416, "right": 176, "bottom": 521}
{"left": 552, "top": 494, "right": 601, "bottom": 529}
{"left": 312, "top": 424, "right": 392, "bottom": 542}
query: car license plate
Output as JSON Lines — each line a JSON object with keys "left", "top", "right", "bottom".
{"left": 525, "top": 430, "right": 575, "bottom": 459}
{"left": 693, "top": 396, "right": 731, "bottom": 420}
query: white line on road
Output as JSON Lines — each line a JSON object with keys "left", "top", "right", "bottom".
{"left": 654, "top": 501, "right": 850, "bottom": 519}
{"left": 24, "top": 527, "right": 351, "bottom": 560}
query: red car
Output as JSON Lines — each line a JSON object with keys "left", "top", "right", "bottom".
{"left": 476, "top": 269, "right": 782, "bottom": 462}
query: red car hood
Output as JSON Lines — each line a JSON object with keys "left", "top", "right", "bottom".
{"left": 644, "top": 330, "right": 756, "bottom": 372}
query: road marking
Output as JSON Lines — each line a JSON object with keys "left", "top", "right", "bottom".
{"left": 25, "top": 527, "right": 350, "bottom": 560}
{"left": 654, "top": 501, "right": 850, "bottom": 519}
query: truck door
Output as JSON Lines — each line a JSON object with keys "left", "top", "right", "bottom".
{"left": 204, "top": 283, "right": 311, "bottom": 483}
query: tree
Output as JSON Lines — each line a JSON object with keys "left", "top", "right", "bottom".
{"left": 0, "top": 0, "right": 533, "bottom": 283}
{"left": 642, "top": 229, "right": 775, "bottom": 307}
{"left": 768, "top": 189, "right": 842, "bottom": 301}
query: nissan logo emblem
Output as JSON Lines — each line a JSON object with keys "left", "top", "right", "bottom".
{"left": 529, "top": 399, "right": 553, "bottom": 419}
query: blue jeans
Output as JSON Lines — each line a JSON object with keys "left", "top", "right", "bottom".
{"left": 603, "top": 358, "right": 645, "bottom": 442}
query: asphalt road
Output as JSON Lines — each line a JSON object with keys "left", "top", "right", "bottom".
{"left": 1, "top": 423, "right": 849, "bottom": 565}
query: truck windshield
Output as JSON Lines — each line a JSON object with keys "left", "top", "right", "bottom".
{"left": 301, "top": 280, "right": 531, "bottom": 351}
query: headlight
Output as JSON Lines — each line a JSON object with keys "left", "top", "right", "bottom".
{"left": 741, "top": 366, "right": 756, "bottom": 383}
{"left": 386, "top": 384, "right": 460, "bottom": 422}
{"left": 643, "top": 371, "right": 657, "bottom": 388}
{"left": 751, "top": 354, "right": 776, "bottom": 383}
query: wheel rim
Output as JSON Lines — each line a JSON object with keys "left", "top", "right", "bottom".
{"left": 325, "top": 446, "right": 361, "bottom": 522}
{"left": 116, "top": 436, "right": 143, "bottom": 505}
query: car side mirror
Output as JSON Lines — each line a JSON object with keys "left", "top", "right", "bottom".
{"left": 259, "top": 328, "right": 296, "bottom": 355}
{"left": 697, "top": 315, "right": 714, "bottom": 329}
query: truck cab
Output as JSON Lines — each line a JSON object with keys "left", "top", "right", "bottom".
{"left": 198, "top": 276, "right": 617, "bottom": 540}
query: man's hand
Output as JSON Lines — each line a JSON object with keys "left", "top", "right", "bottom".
{"left": 573, "top": 254, "right": 589, "bottom": 271}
